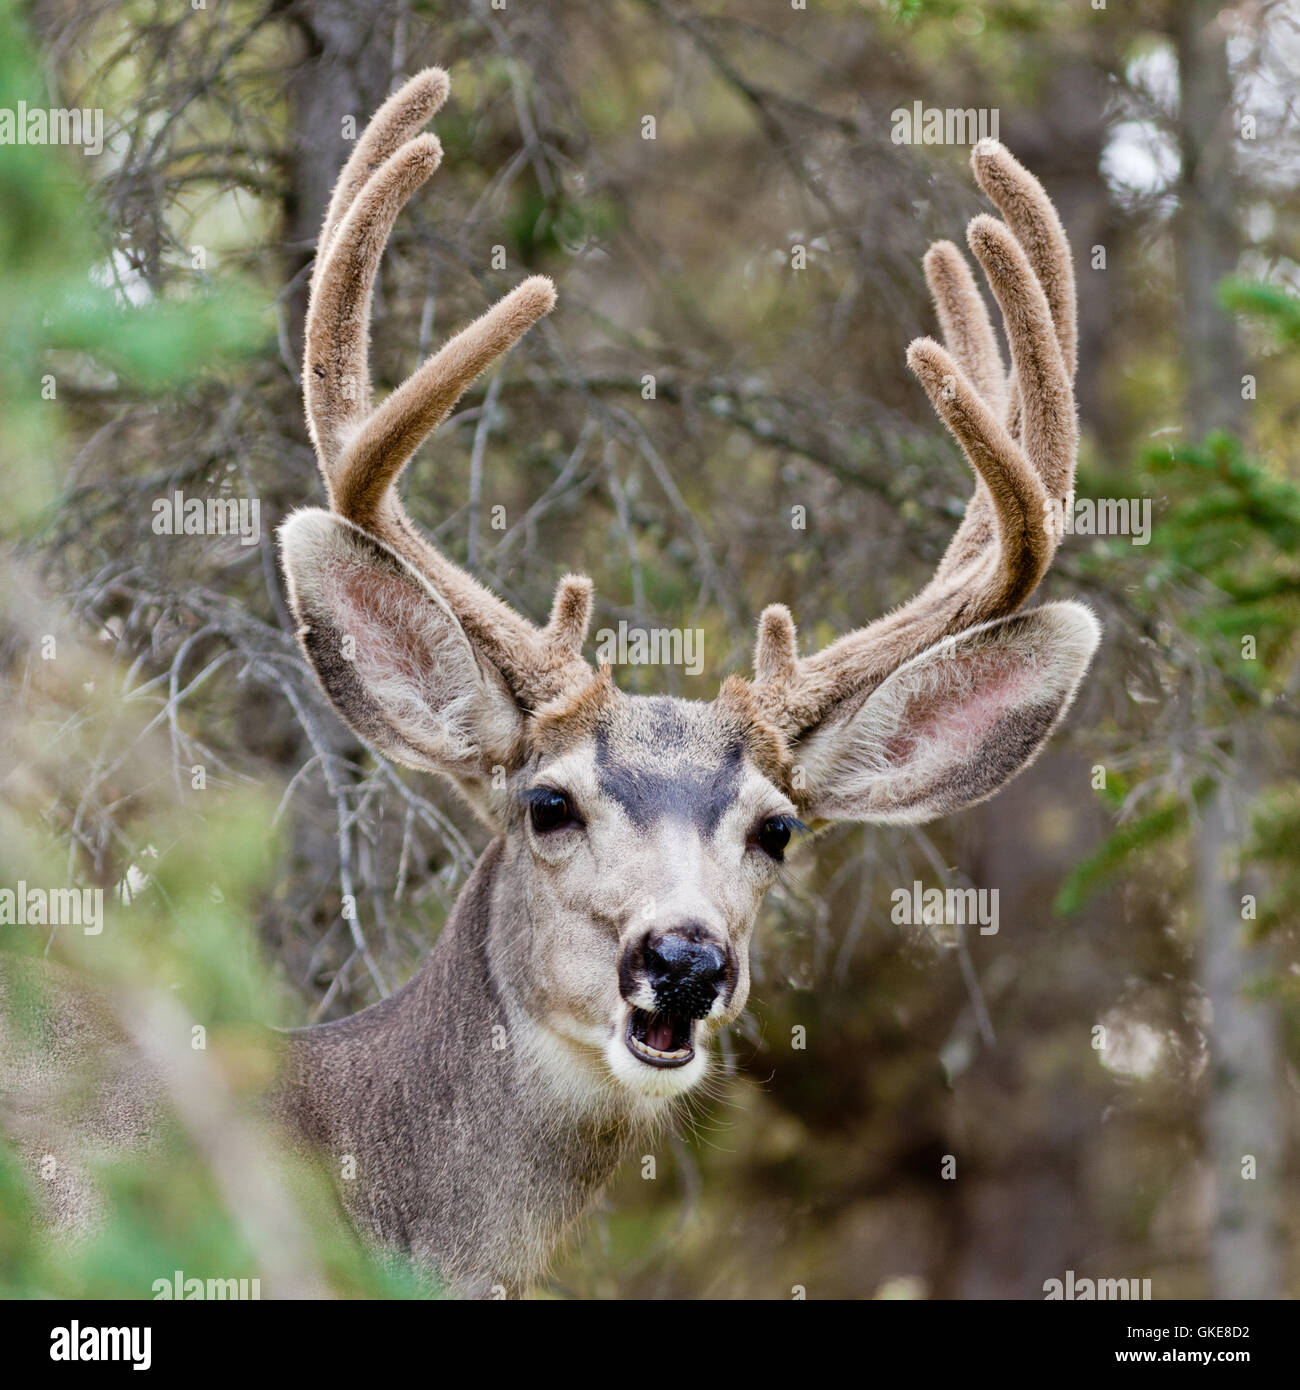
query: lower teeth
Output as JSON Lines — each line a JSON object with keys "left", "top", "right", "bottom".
{"left": 630, "top": 1024, "right": 691, "bottom": 1060}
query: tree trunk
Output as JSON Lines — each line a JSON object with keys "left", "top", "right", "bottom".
{"left": 283, "top": 0, "right": 400, "bottom": 354}
{"left": 1175, "top": 0, "right": 1245, "bottom": 439}
{"left": 1196, "top": 766, "right": 1283, "bottom": 1299}
{"left": 1175, "top": 1, "right": 1280, "bottom": 1298}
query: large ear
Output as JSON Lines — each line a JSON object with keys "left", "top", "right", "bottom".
{"left": 793, "top": 602, "right": 1100, "bottom": 824}
{"left": 278, "top": 508, "right": 524, "bottom": 783}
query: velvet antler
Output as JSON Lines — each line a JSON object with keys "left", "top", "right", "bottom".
{"left": 751, "top": 139, "right": 1078, "bottom": 737}
{"left": 301, "top": 68, "right": 593, "bottom": 710}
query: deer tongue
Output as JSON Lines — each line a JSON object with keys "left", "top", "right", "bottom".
{"left": 645, "top": 1014, "right": 681, "bottom": 1052}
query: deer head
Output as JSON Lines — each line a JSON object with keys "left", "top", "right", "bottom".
{"left": 279, "top": 69, "right": 1099, "bottom": 1110}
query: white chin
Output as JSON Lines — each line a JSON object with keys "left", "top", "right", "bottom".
{"left": 605, "top": 1019, "right": 708, "bottom": 1100}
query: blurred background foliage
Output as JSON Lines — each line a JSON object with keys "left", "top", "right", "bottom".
{"left": 1, "top": 0, "right": 1298, "bottom": 1297}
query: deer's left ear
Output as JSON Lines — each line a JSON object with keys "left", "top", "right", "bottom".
{"left": 792, "top": 602, "right": 1100, "bottom": 825}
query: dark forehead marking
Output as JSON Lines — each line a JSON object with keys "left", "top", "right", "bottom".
{"left": 594, "top": 699, "right": 744, "bottom": 834}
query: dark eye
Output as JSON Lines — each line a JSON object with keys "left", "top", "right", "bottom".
{"left": 528, "top": 790, "right": 576, "bottom": 833}
{"left": 755, "top": 815, "right": 802, "bottom": 861}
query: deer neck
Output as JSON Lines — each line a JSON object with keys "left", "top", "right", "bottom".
{"left": 279, "top": 837, "right": 643, "bottom": 1295}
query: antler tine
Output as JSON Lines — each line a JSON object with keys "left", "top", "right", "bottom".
{"left": 966, "top": 212, "right": 1075, "bottom": 503}
{"left": 922, "top": 239, "right": 1006, "bottom": 414}
{"left": 305, "top": 68, "right": 450, "bottom": 478}
{"left": 753, "top": 140, "right": 1077, "bottom": 738}
{"left": 972, "top": 139, "right": 1076, "bottom": 380}
{"left": 320, "top": 69, "right": 451, "bottom": 253}
{"left": 913, "top": 237, "right": 1007, "bottom": 589}
{"left": 305, "top": 131, "right": 444, "bottom": 488}
{"left": 334, "top": 275, "right": 557, "bottom": 526}
{"left": 972, "top": 137, "right": 1076, "bottom": 442}
{"left": 302, "top": 69, "right": 591, "bottom": 709}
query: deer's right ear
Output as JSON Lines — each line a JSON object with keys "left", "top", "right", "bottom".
{"left": 279, "top": 509, "right": 524, "bottom": 782}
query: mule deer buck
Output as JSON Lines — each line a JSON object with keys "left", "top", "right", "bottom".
{"left": 9, "top": 67, "right": 1099, "bottom": 1297}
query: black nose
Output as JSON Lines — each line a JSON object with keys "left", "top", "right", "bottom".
{"left": 643, "top": 927, "right": 726, "bottom": 1018}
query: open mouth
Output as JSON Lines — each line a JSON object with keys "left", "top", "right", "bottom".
{"left": 625, "top": 1007, "right": 695, "bottom": 1068}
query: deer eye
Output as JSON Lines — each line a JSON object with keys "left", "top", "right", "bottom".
{"left": 528, "top": 790, "right": 578, "bottom": 833}
{"left": 754, "top": 814, "right": 804, "bottom": 862}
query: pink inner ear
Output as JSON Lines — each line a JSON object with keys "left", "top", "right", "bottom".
{"left": 881, "top": 647, "right": 1034, "bottom": 767}
{"left": 331, "top": 563, "right": 433, "bottom": 685}
{"left": 302, "top": 534, "right": 500, "bottom": 771}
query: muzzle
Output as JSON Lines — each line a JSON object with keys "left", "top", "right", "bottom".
{"left": 618, "top": 923, "right": 730, "bottom": 1069}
